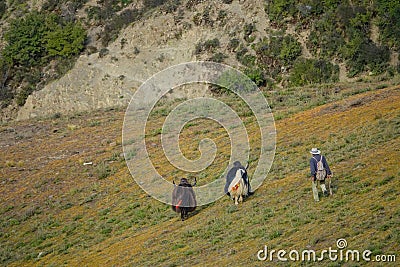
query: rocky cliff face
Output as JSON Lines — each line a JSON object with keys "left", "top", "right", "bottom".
{"left": 16, "top": 13, "right": 194, "bottom": 120}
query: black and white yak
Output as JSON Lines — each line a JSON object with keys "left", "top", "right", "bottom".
{"left": 224, "top": 161, "right": 252, "bottom": 205}
{"left": 172, "top": 178, "right": 197, "bottom": 221}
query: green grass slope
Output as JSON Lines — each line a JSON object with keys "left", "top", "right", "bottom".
{"left": 0, "top": 84, "right": 399, "bottom": 266}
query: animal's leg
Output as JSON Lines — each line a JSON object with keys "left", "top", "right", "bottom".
{"left": 239, "top": 195, "right": 243, "bottom": 203}
{"left": 181, "top": 210, "right": 185, "bottom": 221}
{"left": 234, "top": 196, "right": 239, "bottom": 205}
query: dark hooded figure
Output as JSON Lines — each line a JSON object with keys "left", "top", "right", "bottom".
{"left": 172, "top": 178, "right": 197, "bottom": 221}
{"left": 224, "top": 161, "right": 253, "bottom": 197}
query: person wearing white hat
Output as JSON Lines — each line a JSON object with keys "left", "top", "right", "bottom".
{"left": 309, "top": 148, "right": 332, "bottom": 201}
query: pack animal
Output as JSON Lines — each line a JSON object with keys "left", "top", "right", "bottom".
{"left": 228, "top": 169, "right": 248, "bottom": 205}
{"left": 172, "top": 178, "right": 197, "bottom": 221}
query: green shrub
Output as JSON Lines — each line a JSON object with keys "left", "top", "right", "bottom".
{"left": 44, "top": 22, "right": 86, "bottom": 58}
{"left": 217, "top": 70, "right": 256, "bottom": 92}
{"left": 228, "top": 38, "right": 240, "bottom": 51}
{"left": 203, "top": 38, "right": 220, "bottom": 51}
{"left": 322, "top": 0, "right": 341, "bottom": 11}
{"left": 0, "top": 10, "right": 87, "bottom": 106}
{"left": 201, "top": 7, "right": 213, "bottom": 26}
{"left": 195, "top": 38, "right": 220, "bottom": 55}
{"left": 244, "top": 68, "right": 266, "bottom": 87}
{"left": 3, "top": 12, "right": 87, "bottom": 65}
{"left": 192, "top": 12, "right": 201, "bottom": 26}
{"left": 279, "top": 35, "right": 302, "bottom": 64}
{"left": 16, "top": 86, "right": 35, "bottom": 106}
{"left": 243, "top": 23, "right": 256, "bottom": 43}
{"left": 289, "top": 58, "right": 339, "bottom": 86}
{"left": 265, "top": 0, "right": 296, "bottom": 23}
{"left": 85, "top": 6, "right": 101, "bottom": 21}
{"left": 336, "top": 4, "right": 371, "bottom": 39}
{"left": 266, "top": 0, "right": 342, "bottom": 25}
{"left": 254, "top": 34, "right": 301, "bottom": 81}
{"left": 307, "top": 12, "right": 345, "bottom": 58}
{"left": 235, "top": 44, "right": 248, "bottom": 63}
{"left": 337, "top": 4, "right": 362, "bottom": 28}
{"left": 376, "top": 0, "right": 400, "bottom": 49}
{"left": 213, "top": 69, "right": 256, "bottom": 94}
{"left": 343, "top": 35, "right": 390, "bottom": 76}
{"left": 217, "top": 10, "right": 227, "bottom": 24}
{"left": 3, "top": 12, "right": 52, "bottom": 67}
{"left": 208, "top": 52, "right": 227, "bottom": 63}
{"left": 192, "top": 7, "right": 213, "bottom": 26}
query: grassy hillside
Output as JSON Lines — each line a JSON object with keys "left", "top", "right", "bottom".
{"left": 1, "top": 81, "right": 399, "bottom": 266}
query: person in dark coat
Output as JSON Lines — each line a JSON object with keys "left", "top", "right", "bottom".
{"left": 309, "top": 148, "right": 332, "bottom": 201}
{"left": 224, "top": 161, "right": 253, "bottom": 197}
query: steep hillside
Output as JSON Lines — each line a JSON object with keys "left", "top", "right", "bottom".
{"left": 1, "top": 0, "right": 400, "bottom": 121}
{"left": 1, "top": 83, "right": 398, "bottom": 266}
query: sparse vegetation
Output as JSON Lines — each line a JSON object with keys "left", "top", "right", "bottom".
{"left": 253, "top": 34, "right": 302, "bottom": 82}
{"left": 208, "top": 52, "right": 227, "bottom": 63}
{"left": 263, "top": 0, "right": 399, "bottom": 84}
{"left": 99, "top": 8, "right": 142, "bottom": 47}
{"left": 0, "top": 85, "right": 399, "bottom": 265}
{"left": 343, "top": 38, "right": 390, "bottom": 77}
{"left": 195, "top": 38, "right": 220, "bottom": 55}
{"left": 243, "top": 23, "right": 257, "bottom": 43}
{"left": 228, "top": 38, "right": 240, "bottom": 52}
